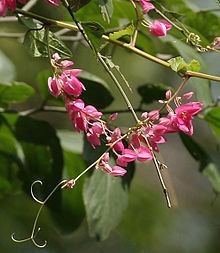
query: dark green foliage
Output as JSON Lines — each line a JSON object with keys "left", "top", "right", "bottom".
{"left": 138, "top": 83, "right": 168, "bottom": 104}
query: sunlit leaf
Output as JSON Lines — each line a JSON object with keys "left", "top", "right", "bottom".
{"left": 24, "top": 27, "right": 72, "bottom": 58}
{"left": 98, "top": 0, "right": 113, "bottom": 23}
{"left": 0, "top": 82, "right": 35, "bottom": 108}
{"left": 83, "top": 170, "right": 129, "bottom": 240}
{"left": 204, "top": 107, "right": 220, "bottom": 140}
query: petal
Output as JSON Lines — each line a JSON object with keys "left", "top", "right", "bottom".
{"left": 46, "top": 0, "right": 60, "bottom": 6}
{"left": 6, "top": 0, "right": 16, "bottom": 11}
{"left": 0, "top": 0, "right": 7, "bottom": 16}
{"left": 140, "top": 0, "right": 155, "bottom": 13}
{"left": 68, "top": 99, "right": 85, "bottom": 112}
{"left": 157, "top": 19, "right": 172, "bottom": 31}
{"left": 111, "top": 166, "right": 127, "bottom": 176}
{"left": 148, "top": 110, "right": 160, "bottom": 121}
{"left": 116, "top": 155, "right": 128, "bottom": 167}
{"left": 121, "top": 148, "right": 137, "bottom": 162}
{"left": 48, "top": 77, "right": 61, "bottom": 97}
{"left": 137, "top": 146, "right": 152, "bottom": 162}
{"left": 61, "top": 60, "right": 74, "bottom": 69}
{"left": 103, "top": 164, "right": 113, "bottom": 173}
{"left": 149, "top": 21, "right": 167, "bottom": 37}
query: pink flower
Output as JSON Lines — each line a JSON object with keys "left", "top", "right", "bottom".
{"left": 65, "top": 179, "right": 75, "bottom": 189}
{"left": 165, "top": 89, "right": 172, "bottom": 99}
{"left": 48, "top": 76, "right": 61, "bottom": 97}
{"left": 46, "top": 0, "right": 60, "bottom": 6}
{"left": 149, "top": 20, "right": 172, "bottom": 37}
{"left": 98, "top": 154, "right": 126, "bottom": 176}
{"left": 0, "top": 0, "right": 17, "bottom": 16}
{"left": 111, "top": 166, "right": 127, "bottom": 176}
{"left": 211, "top": 37, "right": 220, "bottom": 49}
{"left": 145, "top": 124, "right": 167, "bottom": 151}
{"left": 67, "top": 99, "right": 102, "bottom": 133}
{"left": 0, "top": 0, "right": 7, "bottom": 16}
{"left": 61, "top": 69, "right": 85, "bottom": 97}
{"left": 183, "top": 92, "right": 194, "bottom": 100}
{"left": 173, "top": 102, "right": 202, "bottom": 135}
{"left": 109, "top": 113, "right": 118, "bottom": 121}
{"left": 102, "top": 164, "right": 113, "bottom": 174}
{"left": 116, "top": 155, "right": 128, "bottom": 167}
{"left": 120, "top": 148, "right": 137, "bottom": 162}
{"left": 137, "top": 146, "right": 152, "bottom": 162}
{"left": 48, "top": 53, "right": 85, "bottom": 97}
{"left": 109, "top": 128, "right": 124, "bottom": 152}
{"left": 148, "top": 110, "right": 160, "bottom": 121}
{"left": 86, "top": 122, "right": 103, "bottom": 148}
{"left": 139, "top": 0, "right": 155, "bottom": 13}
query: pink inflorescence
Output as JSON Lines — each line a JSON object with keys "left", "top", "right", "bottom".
{"left": 48, "top": 54, "right": 202, "bottom": 177}
{"left": 138, "top": 1, "right": 173, "bottom": 37}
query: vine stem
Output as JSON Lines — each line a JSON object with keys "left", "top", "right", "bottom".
{"left": 159, "top": 76, "right": 190, "bottom": 112}
{"left": 60, "top": 0, "right": 139, "bottom": 123}
{"left": 12, "top": 180, "right": 67, "bottom": 248}
{"left": 14, "top": 8, "right": 220, "bottom": 83}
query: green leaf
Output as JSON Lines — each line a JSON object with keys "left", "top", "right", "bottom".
{"left": 109, "top": 24, "right": 134, "bottom": 41}
{"left": 168, "top": 56, "right": 188, "bottom": 72}
{"left": 203, "top": 163, "right": 220, "bottom": 194}
{"left": 0, "top": 82, "right": 35, "bottom": 108}
{"left": 81, "top": 21, "right": 105, "bottom": 51}
{"left": 98, "top": 0, "right": 113, "bottom": 23}
{"left": 83, "top": 170, "right": 129, "bottom": 240}
{"left": 18, "top": 16, "right": 38, "bottom": 29}
{"left": 187, "top": 59, "right": 201, "bottom": 72}
{"left": 24, "top": 27, "right": 72, "bottom": 58}
{"left": 204, "top": 107, "right": 220, "bottom": 140}
{"left": 57, "top": 130, "right": 83, "bottom": 153}
{"left": 168, "top": 57, "right": 200, "bottom": 73}
{"left": 79, "top": 71, "right": 114, "bottom": 109}
{"left": 101, "top": 24, "right": 134, "bottom": 49}
{"left": 0, "top": 50, "right": 15, "bottom": 83}
{"left": 137, "top": 83, "right": 168, "bottom": 104}
{"left": 68, "top": 0, "right": 92, "bottom": 11}
{"left": 15, "top": 116, "right": 64, "bottom": 210}
{"left": 162, "top": 35, "right": 212, "bottom": 105}
{"left": 179, "top": 133, "right": 220, "bottom": 194}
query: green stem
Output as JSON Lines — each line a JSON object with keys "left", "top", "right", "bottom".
{"left": 60, "top": 1, "right": 139, "bottom": 123}
{"left": 15, "top": 8, "right": 220, "bottom": 83}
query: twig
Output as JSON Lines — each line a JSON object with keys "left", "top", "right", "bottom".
{"left": 13, "top": 8, "right": 220, "bottom": 83}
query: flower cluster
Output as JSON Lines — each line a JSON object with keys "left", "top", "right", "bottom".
{"left": 97, "top": 92, "right": 202, "bottom": 176}
{"left": 139, "top": 0, "right": 172, "bottom": 37}
{"left": 48, "top": 54, "right": 202, "bottom": 179}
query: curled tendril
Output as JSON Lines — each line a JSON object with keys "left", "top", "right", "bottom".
{"left": 12, "top": 180, "right": 67, "bottom": 248}
{"left": 11, "top": 228, "right": 47, "bottom": 248}
{"left": 31, "top": 180, "right": 44, "bottom": 204}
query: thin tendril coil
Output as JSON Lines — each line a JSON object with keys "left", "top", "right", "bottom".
{"left": 31, "top": 180, "right": 44, "bottom": 204}
{"left": 11, "top": 180, "right": 68, "bottom": 248}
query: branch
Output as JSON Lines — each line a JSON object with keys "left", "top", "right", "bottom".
{"left": 14, "top": 8, "right": 220, "bottom": 83}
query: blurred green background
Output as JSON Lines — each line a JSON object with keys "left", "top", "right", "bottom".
{"left": 0, "top": 0, "right": 220, "bottom": 252}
